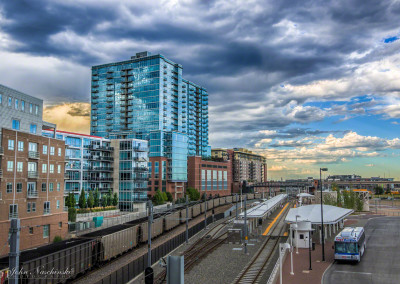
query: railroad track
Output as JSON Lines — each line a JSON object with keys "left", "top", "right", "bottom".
{"left": 231, "top": 202, "right": 291, "bottom": 284}
{"left": 154, "top": 218, "right": 234, "bottom": 284}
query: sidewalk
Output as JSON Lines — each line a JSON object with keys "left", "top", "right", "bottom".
{"left": 278, "top": 241, "right": 334, "bottom": 284}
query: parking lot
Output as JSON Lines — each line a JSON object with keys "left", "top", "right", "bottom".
{"left": 323, "top": 216, "right": 400, "bottom": 284}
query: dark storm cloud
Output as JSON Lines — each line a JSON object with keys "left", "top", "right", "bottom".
{"left": 1, "top": 0, "right": 400, "bottom": 148}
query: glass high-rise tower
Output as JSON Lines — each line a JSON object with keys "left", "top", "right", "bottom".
{"left": 90, "top": 52, "right": 210, "bottom": 187}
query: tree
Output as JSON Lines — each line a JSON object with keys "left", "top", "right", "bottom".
{"left": 336, "top": 190, "right": 342, "bottom": 207}
{"left": 162, "top": 192, "right": 168, "bottom": 202}
{"left": 166, "top": 192, "right": 173, "bottom": 202}
{"left": 349, "top": 190, "right": 356, "bottom": 209}
{"left": 78, "top": 189, "right": 86, "bottom": 209}
{"left": 186, "top": 187, "right": 200, "bottom": 201}
{"left": 87, "top": 191, "right": 94, "bottom": 208}
{"left": 101, "top": 195, "right": 108, "bottom": 207}
{"left": 93, "top": 189, "right": 100, "bottom": 207}
{"left": 332, "top": 182, "right": 339, "bottom": 191}
{"left": 342, "top": 190, "right": 350, "bottom": 209}
{"left": 355, "top": 194, "right": 364, "bottom": 211}
{"left": 112, "top": 192, "right": 118, "bottom": 206}
{"left": 153, "top": 190, "right": 165, "bottom": 205}
{"left": 68, "top": 207, "right": 76, "bottom": 222}
{"left": 66, "top": 193, "right": 75, "bottom": 208}
{"left": 374, "top": 186, "right": 384, "bottom": 195}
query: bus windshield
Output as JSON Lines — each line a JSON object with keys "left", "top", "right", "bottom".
{"left": 335, "top": 242, "right": 358, "bottom": 254}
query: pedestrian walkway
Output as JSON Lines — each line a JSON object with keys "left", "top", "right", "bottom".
{"left": 277, "top": 241, "right": 334, "bottom": 284}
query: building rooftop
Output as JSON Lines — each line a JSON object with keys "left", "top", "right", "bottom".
{"left": 285, "top": 204, "right": 353, "bottom": 225}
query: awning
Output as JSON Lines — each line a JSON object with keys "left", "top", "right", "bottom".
{"left": 239, "top": 194, "right": 287, "bottom": 218}
{"left": 285, "top": 204, "right": 353, "bottom": 225}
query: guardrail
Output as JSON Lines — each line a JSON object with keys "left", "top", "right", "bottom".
{"left": 28, "top": 171, "right": 39, "bottom": 179}
{"left": 28, "top": 151, "right": 39, "bottom": 159}
{"left": 27, "top": 190, "right": 38, "bottom": 198}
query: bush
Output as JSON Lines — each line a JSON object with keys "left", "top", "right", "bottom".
{"left": 77, "top": 206, "right": 117, "bottom": 214}
{"left": 153, "top": 190, "right": 165, "bottom": 205}
{"left": 94, "top": 189, "right": 100, "bottom": 207}
{"left": 186, "top": 187, "right": 200, "bottom": 201}
{"left": 87, "top": 191, "right": 94, "bottom": 209}
{"left": 166, "top": 192, "right": 173, "bottom": 202}
{"left": 78, "top": 188, "right": 86, "bottom": 209}
{"left": 112, "top": 192, "right": 118, "bottom": 206}
{"left": 68, "top": 207, "right": 77, "bottom": 222}
{"left": 162, "top": 192, "right": 168, "bottom": 202}
{"left": 355, "top": 195, "right": 364, "bottom": 211}
{"left": 53, "top": 236, "right": 62, "bottom": 243}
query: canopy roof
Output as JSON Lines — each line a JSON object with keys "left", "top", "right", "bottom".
{"left": 239, "top": 194, "right": 287, "bottom": 218}
{"left": 285, "top": 205, "right": 353, "bottom": 225}
{"left": 297, "top": 193, "right": 314, "bottom": 198}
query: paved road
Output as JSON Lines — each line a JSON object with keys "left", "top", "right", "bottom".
{"left": 323, "top": 217, "right": 400, "bottom": 284}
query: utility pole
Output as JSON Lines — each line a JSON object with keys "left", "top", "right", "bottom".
{"left": 235, "top": 194, "right": 238, "bottom": 220}
{"left": 244, "top": 195, "right": 248, "bottom": 254}
{"left": 147, "top": 200, "right": 153, "bottom": 268}
{"left": 204, "top": 199, "right": 207, "bottom": 230}
{"left": 9, "top": 218, "right": 20, "bottom": 284}
{"left": 185, "top": 195, "right": 189, "bottom": 244}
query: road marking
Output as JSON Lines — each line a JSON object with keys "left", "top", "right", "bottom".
{"left": 262, "top": 203, "right": 289, "bottom": 236}
{"left": 333, "top": 271, "right": 372, "bottom": 275}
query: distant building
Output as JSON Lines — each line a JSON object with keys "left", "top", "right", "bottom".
{"left": 0, "top": 128, "right": 68, "bottom": 256}
{"left": 211, "top": 148, "right": 267, "bottom": 186}
{"left": 187, "top": 156, "right": 232, "bottom": 197}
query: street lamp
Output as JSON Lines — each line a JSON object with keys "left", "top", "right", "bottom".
{"left": 295, "top": 214, "right": 300, "bottom": 254}
{"left": 320, "top": 167, "right": 328, "bottom": 261}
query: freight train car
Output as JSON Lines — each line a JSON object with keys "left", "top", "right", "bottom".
{"left": 0, "top": 238, "right": 98, "bottom": 284}
{"left": 164, "top": 211, "right": 180, "bottom": 231}
{"left": 192, "top": 204, "right": 201, "bottom": 217}
{"left": 207, "top": 199, "right": 214, "bottom": 210}
{"left": 180, "top": 207, "right": 192, "bottom": 223}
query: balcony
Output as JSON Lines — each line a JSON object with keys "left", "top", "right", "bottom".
{"left": 9, "top": 212, "right": 18, "bottom": 219}
{"left": 88, "top": 166, "right": 114, "bottom": 172}
{"left": 0, "top": 169, "right": 2, "bottom": 178}
{"left": 106, "top": 92, "right": 113, "bottom": 97}
{"left": 44, "top": 208, "right": 51, "bottom": 215}
{"left": 28, "top": 171, "right": 39, "bottom": 179}
{"left": 27, "top": 190, "right": 38, "bottom": 198}
{"left": 63, "top": 206, "right": 69, "bottom": 212}
{"left": 64, "top": 173, "right": 70, "bottom": 179}
{"left": 134, "top": 146, "right": 148, "bottom": 152}
{"left": 82, "top": 177, "right": 113, "bottom": 182}
{"left": 133, "top": 166, "right": 148, "bottom": 172}
{"left": 0, "top": 146, "right": 3, "bottom": 155}
{"left": 28, "top": 151, "right": 39, "bottom": 159}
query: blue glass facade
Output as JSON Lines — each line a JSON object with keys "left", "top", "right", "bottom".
{"left": 91, "top": 52, "right": 210, "bottom": 183}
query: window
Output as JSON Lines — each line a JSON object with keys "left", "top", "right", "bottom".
{"left": 8, "top": 139, "right": 14, "bottom": 150}
{"left": 42, "top": 164, "right": 47, "bottom": 173}
{"left": 7, "top": 161, "right": 13, "bottom": 172}
{"left": 29, "top": 227, "right": 33, "bottom": 234}
{"left": 21, "top": 100, "right": 25, "bottom": 111}
{"left": 29, "top": 142, "right": 37, "bottom": 152}
{"left": 43, "top": 224, "right": 49, "bottom": 238}
{"left": 57, "top": 183, "right": 60, "bottom": 191}
{"left": 30, "top": 124, "right": 37, "bottom": 134}
{"left": 59, "top": 222, "right": 62, "bottom": 228}
{"left": 16, "top": 183, "right": 22, "bottom": 192}
{"left": 8, "top": 96, "right": 12, "bottom": 107}
{"left": 15, "top": 98, "right": 18, "bottom": 110}
{"left": 29, "top": 103, "right": 33, "bottom": 113}
{"left": 56, "top": 200, "right": 60, "bottom": 209}
{"left": 12, "top": 120, "right": 20, "bottom": 130}
{"left": 32, "top": 202, "right": 36, "bottom": 212}
{"left": 27, "top": 202, "right": 31, "bottom": 213}
{"left": 17, "top": 162, "right": 23, "bottom": 172}
{"left": 41, "top": 183, "right": 46, "bottom": 192}
{"left": 6, "top": 183, "right": 12, "bottom": 193}
{"left": 44, "top": 202, "right": 50, "bottom": 214}
{"left": 0, "top": 93, "right": 2, "bottom": 104}
{"left": 18, "top": 141, "right": 24, "bottom": 151}
{"left": 28, "top": 162, "right": 37, "bottom": 172}
{"left": 49, "top": 183, "right": 54, "bottom": 192}
{"left": 50, "top": 147, "right": 55, "bottom": 155}
{"left": 58, "top": 148, "right": 62, "bottom": 156}
{"left": 57, "top": 165, "right": 61, "bottom": 174}
{"left": 35, "top": 105, "right": 39, "bottom": 115}
{"left": 43, "top": 145, "right": 48, "bottom": 154}
{"left": 49, "top": 164, "right": 54, "bottom": 174}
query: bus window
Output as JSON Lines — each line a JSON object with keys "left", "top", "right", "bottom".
{"left": 335, "top": 242, "right": 358, "bottom": 254}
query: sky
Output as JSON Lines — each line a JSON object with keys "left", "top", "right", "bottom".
{"left": 1, "top": 0, "right": 400, "bottom": 180}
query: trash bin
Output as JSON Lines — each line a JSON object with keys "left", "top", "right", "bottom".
{"left": 312, "top": 242, "right": 316, "bottom": 251}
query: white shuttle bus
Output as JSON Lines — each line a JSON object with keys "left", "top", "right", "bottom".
{"left": 334, "top": 227, "right": 366, "bottom": 262}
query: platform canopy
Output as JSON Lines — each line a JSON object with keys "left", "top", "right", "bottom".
{"left": 297, "top": 193, "right": 314, "bottom": 198}
{"left": 285, "top": 205, "right": 353, "bottom": 225}
{"left": 239, "top": 194, "right": 287, "bottom": 218}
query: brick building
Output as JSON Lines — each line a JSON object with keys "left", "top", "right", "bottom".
{"left": 187, "top": 156, "right": 232, "bottom": 197}
{"left": 0, "top": 128, "right": 68, "bottom": 256}
{"left": 147, "top": 157, "right": 185, "bottom": 200}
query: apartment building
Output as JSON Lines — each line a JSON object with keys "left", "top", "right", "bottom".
{"left": 0, "top": 128, "right": 67, "bottom": 255}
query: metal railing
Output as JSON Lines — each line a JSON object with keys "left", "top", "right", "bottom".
{"left": 28, "top": 171, "right": 39, "bottom": 179}
{"left": 28, "top": 151, "right": 39, "bottom": 159}
{"left": 0, "top": 146, "right": 3, "bottom": 155}
{"left": 9, "top": 212, "right": 18, "bottom": 219}
{"left": 0, "top": 169, "right": 3, "bottom": 178}
{"left": 44, "top": 208, "right": 51, "bottom": 215}
{"left": 63, "top": 206, "right": 69, "bottom": 212}
{"left": 27, "top": 190, "right": 38, "bottom": 198}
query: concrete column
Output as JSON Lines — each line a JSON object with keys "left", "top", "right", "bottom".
{"left": 329, "top": 224, "right": 332, "bottom": 236}
{"left": 333, "top": 223, "right": 336, "bottom": 233}
{"left": 319, "top": 226, "right": 322, "bottom": 244}
{"left": 325, "top": 226, "right": 327, "bottom": 239}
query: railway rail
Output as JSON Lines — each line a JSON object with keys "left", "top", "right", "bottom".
{"left": 231, "top": 202, "right": 292, "bottom": 284}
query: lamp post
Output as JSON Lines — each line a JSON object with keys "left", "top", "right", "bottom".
{"left": 295, "top": 215, "right": 300, "bottom": 254}
{"left": 320, "top": 167, "right": 328, "bottom": 262}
